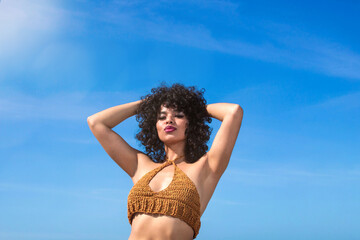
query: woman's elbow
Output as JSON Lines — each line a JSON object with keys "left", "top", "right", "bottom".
{"left": 87, "top": 116, "right": 97, "bottom": 128}
{"left": 231, "top": 104, "right": 244, "bottom": 118}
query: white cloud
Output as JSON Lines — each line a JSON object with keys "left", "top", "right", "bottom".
{"left": 302, "top": 91, "right": 360, "bottom": 111}
{"left": 30, "top": 41, "right": 96, "bottom": 90}
{"left": 3, "top": 0, "right": 359, "bottom": 82}
{"left": 0, "top": 231, "right": 115, "bottom": 240}
{"left": 0, "top": 181, "right": 128, "bottom": 203}
{"left": 85, "top": 1, "right": 360, "bottom": 80}
{"left": 0, "top": 90, "right": 141, "bottom": 121}
{"left": 225, "top": 165, "right": 360, "bottom": 187}
{"left": 280, "top": 90, "right": 360, "bottom": 118}
{"left": 0, "top": 90, "right": 143, "bottom": 149}
{"left": 212, "top": 198, "right": 247, "bottom": 206}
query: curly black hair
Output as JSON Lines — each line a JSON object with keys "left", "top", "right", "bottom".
{"left": 135, "top": 82, "right": 212, "bottom": 164}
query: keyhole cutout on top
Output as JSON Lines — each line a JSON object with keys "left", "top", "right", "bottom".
{"left": 148, "top": 163, "right": 176, "bottom": 192}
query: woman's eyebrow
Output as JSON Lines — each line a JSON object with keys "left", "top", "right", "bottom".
{"left": 159, "top": 110, "right": 181, "bottom": 114}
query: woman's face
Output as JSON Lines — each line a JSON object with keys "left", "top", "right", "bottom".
{"left": 156, "top": 104, "right": 189, "bottom": 144}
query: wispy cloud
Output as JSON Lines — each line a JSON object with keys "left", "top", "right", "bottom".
{"left": 212, "top": 198, "right": 247, "bottom": 206}
{"left": 266, "top": 23, "right": 360, "bottom": 80}
{"left": 0, "top": 90, "right": 141, "bottom": 121}
{"left": 2, "top": 0, "right": 359, "bottom": 80}
{"left": 225, "top": 164, "right": 360, "bottom": 187}
{"left": 56, "top": 137, "right": 97, "bottom": 144}
{"left": 278, "top": 89, "right": 360, "bottom": 120}
{"left": 296, "top": 90, "right": 360, "bottom": 112}
{"left": 0, "top": 91, "right": 91, "bottom": 121}
{"left": 72, "top": 0, "right": 360, "bottom": 80}
{"left": 0, "top": 231, "right": 114, "bottom": 240}
{"left": 0, "top": 182, "right": 128, "bottom": 203}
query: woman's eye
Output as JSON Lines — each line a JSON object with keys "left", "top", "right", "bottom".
{"left": 158, "top": 115, "right": 183, "bottom": 120}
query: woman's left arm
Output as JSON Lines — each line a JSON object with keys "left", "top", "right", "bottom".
{"left": 206, "top": 103, "right": 244, "bottom": 177}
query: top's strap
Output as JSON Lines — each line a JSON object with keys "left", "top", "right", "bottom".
{"left": 165, "top": 155, "right": 184, "bottom": 164}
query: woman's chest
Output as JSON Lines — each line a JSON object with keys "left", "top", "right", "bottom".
{"left": 141, "top": 158, "right": 218, "bottom": 216}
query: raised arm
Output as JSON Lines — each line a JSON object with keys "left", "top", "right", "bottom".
{"left": 87, "top": 100, "right": 142, "bottom": 129}
{"left": 206, "top": 103, "right": 243, "bottom": 177}
{"left": 87, "top": 99, "right": 144, "bottom": 178}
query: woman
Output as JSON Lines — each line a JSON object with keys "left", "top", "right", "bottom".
{"left": 87, "top": 83, "right": 243, "bottom": 239}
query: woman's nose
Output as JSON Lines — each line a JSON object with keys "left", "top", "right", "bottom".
{"left": 166, "top": 116, "right": 174, "bottom": 124}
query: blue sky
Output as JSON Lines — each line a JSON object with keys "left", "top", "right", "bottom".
{"left": 1, "top": 0, "right": 359, "bottom": 239}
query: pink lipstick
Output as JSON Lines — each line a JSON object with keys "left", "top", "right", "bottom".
{"left": 164, "top": 126, "right": 177, "bottom": 132}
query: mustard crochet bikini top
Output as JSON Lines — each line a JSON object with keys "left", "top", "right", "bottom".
{"left": 127, "top": 156, "right": 201, "bottom": 239}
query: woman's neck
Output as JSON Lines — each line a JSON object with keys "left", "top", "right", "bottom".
{"left": 164, "top": 142, "right": 185, "bottom": 163}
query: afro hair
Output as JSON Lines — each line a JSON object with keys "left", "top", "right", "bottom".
{"left": 135, "top": 82, "right": 212, "bottom": 163}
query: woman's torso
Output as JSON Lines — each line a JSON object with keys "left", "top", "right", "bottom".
{"left": 128, "top": 153, "right": 220, "bottom": 239}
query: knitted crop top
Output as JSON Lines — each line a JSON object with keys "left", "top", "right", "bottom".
{"left": 127, "top": 158, "right": 201, "bottom": 239}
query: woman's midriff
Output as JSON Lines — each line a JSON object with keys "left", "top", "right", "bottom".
{"left": 128, "top": 213, "right": 194, "bottom": 240}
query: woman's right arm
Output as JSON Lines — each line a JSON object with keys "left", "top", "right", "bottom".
{"left": 87, "top": 99, "right": 143, "bottom": 178}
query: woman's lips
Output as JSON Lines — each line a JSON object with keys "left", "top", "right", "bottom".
{"left": 165, "top": 127, "right": 176, "bottom": 132}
